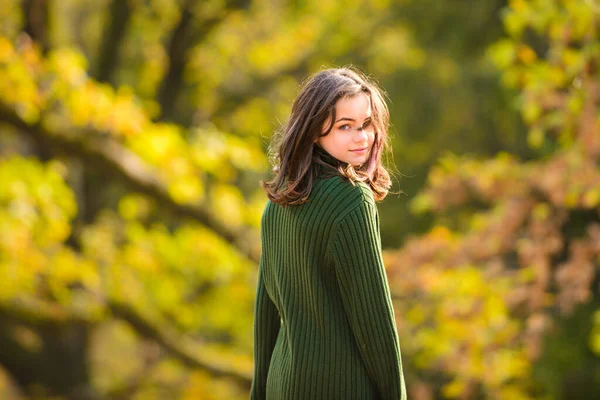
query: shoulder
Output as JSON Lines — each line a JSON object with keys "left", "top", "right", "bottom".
{"left": 313, "top": 175, "right": 376, "bottom": 221}
{"left": 261, "top": 176, "right": 375, "bottom": 223}
{"left": 316, "top": 175, "right": 374, "bottom": 201}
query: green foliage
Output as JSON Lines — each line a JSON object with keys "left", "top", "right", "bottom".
{"left": 386, "top": 1, "right": 600, "bottom": 398}
{"left": 0, "top": 156, "right": 82, "bottom": 300}
{"left": 0, "top": 18, "right": 260, "bottom": 397}
{"left": 0, "top": 0, "right": 598, "bottom": 398}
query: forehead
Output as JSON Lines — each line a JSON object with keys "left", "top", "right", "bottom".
{"left": 335, "top": 92, "right": 372, "bottom": 118}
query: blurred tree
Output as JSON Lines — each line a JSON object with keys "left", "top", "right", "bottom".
{"left": 386, "top": 0, "right": 600, "bottom": 398}
{"left": 2, "top": 0, "right": 596, "bottom": 399}
{"left": 0, "top": 0, "right": 266, "bottom": 398}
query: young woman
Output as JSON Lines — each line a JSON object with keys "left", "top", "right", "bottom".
{"left": 251, "top": 67, "right": 407, "bottom": 400}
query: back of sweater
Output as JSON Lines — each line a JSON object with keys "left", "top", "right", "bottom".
{"left": 251, "top": 174, "right": 407, "bottom": 400}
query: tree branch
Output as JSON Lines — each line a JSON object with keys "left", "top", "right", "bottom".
{"left": 210, "top": 56, "right": 313, "bottom": 123}
{"left": 91, "top": 0, "right": 134, "bottom": 84}
{"left": 0, "top": 298, "right": 252, "bottom": 390}
{"left": 0, "top": 298, "right": 91, "bottom": 328}
{"left": 155, "top": 0, "right": 196, "bottom": 122}
{"left": 104, "top": 341, "right": 163, "bottom": 400}
{"left": 0, "top": 320, "right": 42, "bottom": 394}
{"left": 22, "top": 0, "right": 51, "bottom": 54}
{"left": 0, "top": 302, "right": 100, "bottom": 400}
{"left": 156, "top": 0, "right": 251, "bottom": 123}
{"left": 109, "top": 301, "right": 252, "bottom": 389}
{"left": 207, "top": 14, "right": 384, "bottom": 124}
{"left": 0, "top": 104, "right": 260, "bottom": 264}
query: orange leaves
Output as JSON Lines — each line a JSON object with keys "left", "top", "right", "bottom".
{"left": 412, "top": 152, "right": 525, "bottom": 214}
{"left": 532, "top": 148, "right": 600, "bottom": 208}
{"left": 555, "top": 224, "right": 600, "bottom": 313}
{"left": 517, "top": 44, "right": 537, "bottom": 64}
{"left": 386, "top": 50, "right": 599, "bottom": 393}
{"left": 390, "top": 2, "right": 600, "bottom": 389}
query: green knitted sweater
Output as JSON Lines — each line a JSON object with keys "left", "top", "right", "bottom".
{"left": 251, "top": 170, "right": 407, "bottom": 400}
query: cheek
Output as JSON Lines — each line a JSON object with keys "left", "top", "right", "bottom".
{"left": 337, "top": 134, "right": 353, "bottom": 148}
{"left": 366, "top": 132, "right": 375, "bottom": 145}
{"left": 325, "top": 132, "right": 343, "bottom": 145}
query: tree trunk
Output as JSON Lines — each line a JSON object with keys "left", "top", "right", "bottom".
{"left": 0, "top": 318, "right": 100, "bottom": 400}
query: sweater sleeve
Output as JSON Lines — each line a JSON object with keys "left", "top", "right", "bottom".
{"left": 250, "top": 256, "right": 281, "bottom": 400}
{"left": 330, "top": 198, "right": 407, "bottom": 400}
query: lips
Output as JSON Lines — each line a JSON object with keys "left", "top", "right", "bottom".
{"left": 350, "top": 147, "right": 368, "bottom": 153}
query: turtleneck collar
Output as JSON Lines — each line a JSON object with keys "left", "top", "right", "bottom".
{"left": 313, "top": 144, "right": 347, "bottom": 177}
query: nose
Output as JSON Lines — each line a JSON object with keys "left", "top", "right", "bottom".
{"left": 354, "top": 127, "right": 369, "bottom": 142}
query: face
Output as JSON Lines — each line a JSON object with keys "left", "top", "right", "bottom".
{"left": 316, "top": 93, "right": 375, "bottom": 166}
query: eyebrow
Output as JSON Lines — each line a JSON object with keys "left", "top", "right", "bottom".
{"left": 334, "top": 116, "right": 371, "bottom": 123}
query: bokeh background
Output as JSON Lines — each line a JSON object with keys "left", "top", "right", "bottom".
{"left": 1, "top": 0, "right": 599, "bottom": 399}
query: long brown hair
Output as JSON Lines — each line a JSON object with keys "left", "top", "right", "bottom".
{"left": 261, "top": 67, "right": 392, "bottom": 206}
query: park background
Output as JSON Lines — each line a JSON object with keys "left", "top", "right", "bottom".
{"left": 0, "top": 0, "right": 599, "bottom": 399}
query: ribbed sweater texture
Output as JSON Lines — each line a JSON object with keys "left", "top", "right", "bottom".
{"left": 251, "top": 172, "right": 407, "bottom": 400}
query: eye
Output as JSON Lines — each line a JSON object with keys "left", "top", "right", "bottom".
{"left": 362, "top": 120, "right": 373, "bottom": 129}
{"left": 339, "top": 124, "right": 352, "bottom": 130}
